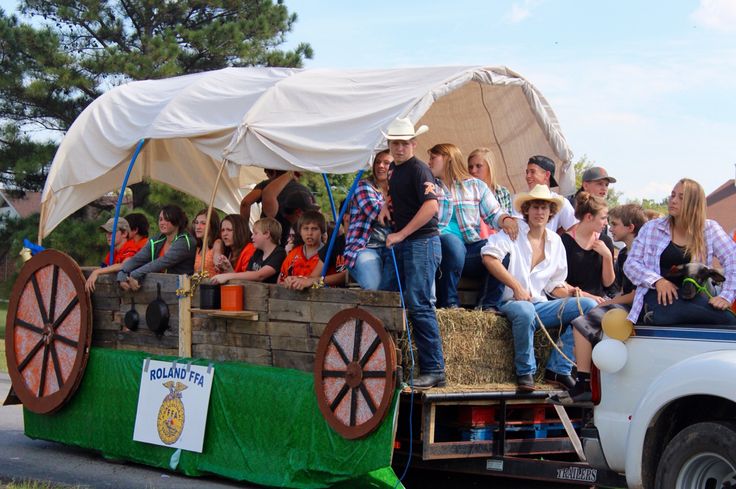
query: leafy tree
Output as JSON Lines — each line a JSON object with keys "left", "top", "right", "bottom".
{"left": 0, "top": 0, "right": 312, "bottom": 196}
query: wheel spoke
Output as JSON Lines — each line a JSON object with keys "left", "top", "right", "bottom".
{"left": 330, "top": 335, "right": 350, "bottom": 365}
{"left": 30, "top": 273, "right": 49, "bottom": 326}
{"left": 17, "top": 339, "right": 45, "bottom": 372}
{"left": 352, "top": 319, "right": 362, "bottom": 362}
{"left": 359, "top": 383, "right": 377, "bottom": 415}
{"left": 322, "top": 370, "right": 346, "bottom": 378}
{"left": 48, "top": 265, "right": 59, "bottom": 323}
{"left": 52, "top": 296, "right": 79, "bottom": 330}
{"left": 49, "top": 343, "right": 64, "bottom": 389}
{"left": 53, "top": 335, "right": 78, "bottom": 348}
{"left": 329, "top": 383, "right": 350, "bottom": 412}
{"left": 38, "top": 345, "right": 49, "bottom": 397}
{"left": 15, "top": 318, "right": 44, "bottom": 335}
{"left": 362, "top": 370, "right": 388, "bottom": 378}
{"left": 350, "top": 387, "right": 358, "bottom": 426}
{"left": 359, "top": 336, "right": 381, "bottom": 368}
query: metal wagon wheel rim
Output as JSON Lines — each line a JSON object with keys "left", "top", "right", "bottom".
{"left": 5, "top": 250, "right": 92, "bottom": 414}
{"left": 314, "top": 307, "right": 397, "bottom": 440}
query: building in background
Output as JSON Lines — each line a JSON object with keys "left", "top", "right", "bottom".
{"left": 706, "top": 177, "right": 736, "bottom": 237}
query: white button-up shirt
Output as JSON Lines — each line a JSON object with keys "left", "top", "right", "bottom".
{"left": 513, "top": 191, "right": 578, "bottom": 232}
{"left": 481, "top": 220, "right": 568, "bottom": 303}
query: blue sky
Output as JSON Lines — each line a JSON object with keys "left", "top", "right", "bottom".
{"left": 279, "top": 0, "right": 736, "bottom": 201}
{"left": 2, "top": 0, "right": 735, "bottom": 201}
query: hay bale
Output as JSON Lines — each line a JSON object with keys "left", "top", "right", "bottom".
{"left": 398, "top": 309, "right": 554, "bottom": 386}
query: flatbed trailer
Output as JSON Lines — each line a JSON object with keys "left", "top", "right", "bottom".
{"left": 393, "top": 388, "right": 627, "bottom": 487}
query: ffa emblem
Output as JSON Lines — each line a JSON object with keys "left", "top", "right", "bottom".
{"left": 423, "top": 181, "right": 436, "bottom": 195}
{"left": 157, "top": 381, "right": 187, "bottom": 445}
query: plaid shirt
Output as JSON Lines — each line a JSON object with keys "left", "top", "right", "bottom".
{"left": 437, "top": 178, "right": 505, "bottom": 243}
{"left": 493, "top": 185, "right": 513, "bottom": 214}
{"left": 344, "top": 179, "right": 385, "bottom": 268}
{"left": 624, "top": 217, "right": 736, "bottom": 322}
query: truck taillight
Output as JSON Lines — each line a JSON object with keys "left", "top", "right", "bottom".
{"left": 591, "top": 365, "right": 601, "bottom": 405}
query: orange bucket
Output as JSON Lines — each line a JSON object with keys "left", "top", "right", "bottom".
{"left": 220, "top": 284, "right": 244, "bottom": 311}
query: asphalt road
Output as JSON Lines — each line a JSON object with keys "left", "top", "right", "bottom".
{"left": 0, "top": 373, "right": 568, "bottom": 489}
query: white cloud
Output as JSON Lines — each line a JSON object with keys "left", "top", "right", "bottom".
{"left": 691, "top": 0, "right": 736, "bottom": 32}
{"left": 504, "top": 0, "right": 542, "bottom": 24}
{"left": 625, "top": 181, "right": 673, "bottom": 202}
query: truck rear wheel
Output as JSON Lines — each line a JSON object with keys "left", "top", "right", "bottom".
{"left": 655, "top": 421, "right": 736, "bottom": 489}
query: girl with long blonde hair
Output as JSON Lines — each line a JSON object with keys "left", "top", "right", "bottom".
{"left": 467, "top": 147, "right": 513, "bottom": 216}
{"left": 624, "top": 178, "right": 736, "bottom": 326}
{"left": 427, "top": 143, "right": 517, "bottom": 309}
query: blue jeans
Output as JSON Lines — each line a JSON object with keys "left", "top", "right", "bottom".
{"left": 642, "top": 289, "right": 736, "bottom": 326}
{"left": 348, "top": 246, "right": 393, "bottom": 291}
{"left": 499, "top": 297, "right": 597, "bottom": 376}
{"left": 386, "top": 235, "right": 445, "bottom": 374}
{"left": 437, "top": 234, "right": 504, "bottom": 308}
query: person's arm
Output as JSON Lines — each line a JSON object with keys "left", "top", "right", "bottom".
{"left": 261, "top": 172, "right": 295, "bottom": 218}
{"left": 482, "top": 255, "right": 530, "bottom": 301}
{"left": 707, "top": 220, "right": 736, "bottom": 309}
{"left": 116, "top": 243, "right": 152, "bottom": 283}
{"left": 129, "top": 235, "right": 194, "bottom": 281}
{"left": 86, "top": 262, "right": 124, "bottom": 292}
{"left": 623, "top": 221, "right": 664, "bottom": 288}
{"left": 240, "top": 188, "right": 263, "bottom": 222}
{"left": 592, "top": 239, "right": 616, "bottom": 287}
{"left": 386, "top": 199, "right": 438, "bottom": 248}
{"left": 477, "top": 182, "right": 518, "bottom": 241}
{"left": 558, "top": 199, "right": 579, "bottom": 233}
{"left": 211, "top": 266, "right": 278, "bottom": 285}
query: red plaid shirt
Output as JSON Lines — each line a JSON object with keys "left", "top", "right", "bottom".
{"left": 344, "top": 179, "right": 385, "bottom": 268}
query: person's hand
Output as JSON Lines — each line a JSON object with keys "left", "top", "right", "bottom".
{"left": 209, "top": 274, "right": 229, "bottom": 285}
{"left": 512, "top": 286, "right": 532, "bottom": 301}
{"left": 119, "top": 280, "right": 130, "bottom": 291}
{"left": 215, "top": 255, "right": 233, "bottom": 273}
{"left": 386, "top": 231, "right": 405, "bottom": 249}
{"left": 85, "top": 269, "right": 100, "bottom": 293}
{"left": 500, "top": 216, "right": 519, "bottom": 240}
{"left": 377, "top": 203, "right": 391, "bottom": 226}
{"left": 589, "top": 294, "right": 606, "bottom": 304}
{"left": 655, "top": 278, "right": 678, "bottom": 306}
{"left": 710, "top": 296, "right": 731, "bottom": 310}
{"left": 591, "top": 240, "right": 612, "bottom": 260}
{"left": 128, "top": 277, "right": 141, "bottom": 291}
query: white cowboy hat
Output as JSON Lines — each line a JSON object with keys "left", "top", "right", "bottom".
{"left": 380, "top": 117, "right": 429, "bottom": 141}
{"left": 513, "top": 184, "right": 565, "bottom": 213}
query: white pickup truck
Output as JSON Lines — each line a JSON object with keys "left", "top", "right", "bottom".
{"left": 582, "top": 325, "right": 736, "bottom": 489}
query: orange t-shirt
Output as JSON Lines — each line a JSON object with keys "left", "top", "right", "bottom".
{"left": 103, "top": 238, "right": 144, "bottom": 265}
{"left": 234, "top": 243, "right": 256, "bottom": 273}
{"left": 278, "top": 246, "right": 321, "bottom": 282}
{"left": 194, "top": 246, "right": 218, "bottom": 277}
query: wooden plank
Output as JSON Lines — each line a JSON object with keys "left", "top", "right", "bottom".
{"left": 226, "top": 333, "right": 271, "bottom": 350}
{"left": 91, "top": 329, "right": 118, "bottom": 348}
{"left": 192, "top": 345, "right": 272, "bottom": 366}
{"left": 92, "top": 310, "right": 117, "bottom": 330}
{"left": 178, "top": 274, "right": 192, "bottom": 358}
{"left": 190, "top": 316, "right": 226, "bottom": 331}
{"left": 272, "top": 350, "right": 314, "bottom": 372}
{"left": 269, "top": 299, "right": 310, "bottom": 322}
{"left": 267, "top": 322, "right": 309, "bottom": 337}
{"left": 310, "top": 323, "right": 328, "bottom": 338}
{"left": 222, "top": 281, "right": 270, "bottom": 312}
{"left": 227, "top": 320, "right": 269, "bottom": 335}
{"left": 310, "top": 301, "right": 357, "bottom": 324}
{"left": 365, "top": 306, "right": 406, "bottom": 333}
{"left": 91, "top": 296, "right": 121, "bottom": 310}
{"left": 189, "top": 308, "right": 259, "bottom": 321}
{"left": 269, "top": 285, "right": 402, "bottom": 307}
{"left": 117, "top": 330, "right": 179, "bottom": 349}
{"left": 270, "top": 336, "right": 319, "bottom": 353}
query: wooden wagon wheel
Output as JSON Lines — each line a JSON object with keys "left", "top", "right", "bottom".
{"left": 5, "top": 249, "right": 92, "bottom": 414}
{"left": 314, "top": 307, "right": 397, "bottom": 440}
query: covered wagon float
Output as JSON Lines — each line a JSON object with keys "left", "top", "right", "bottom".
{"left": 4, "top": 65, "right": 626, "bottom": 487}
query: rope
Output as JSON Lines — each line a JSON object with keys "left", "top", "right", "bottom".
{"left": 533, "top": 290, "right": 585, "bottom": 368}
{"left": 391, "top": 247, "right": 414, "bottom": 489}
{"left": 682, "top": 277, "right": 736, "bottom": 317}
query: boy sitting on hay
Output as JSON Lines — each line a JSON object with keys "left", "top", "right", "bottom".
{"left": 481, "top": 184, "right": 597, "bottom": 392}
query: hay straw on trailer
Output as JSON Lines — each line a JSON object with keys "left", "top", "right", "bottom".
{"left": 397, "top": 308, "right": 557, "bottom": 386}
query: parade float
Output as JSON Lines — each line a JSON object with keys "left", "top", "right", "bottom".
{"left": 4, "top": 65, "right": 625, "bottom": 487}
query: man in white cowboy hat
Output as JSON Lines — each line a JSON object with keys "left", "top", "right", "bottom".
{"left": 525, "top": 155, "right": 578, "bottom": 233}
{"left": 381, "top": 117, "right": 446, "bottom": 389}
{"left": 481, "top": 184, "right": 597, "bottom": 392}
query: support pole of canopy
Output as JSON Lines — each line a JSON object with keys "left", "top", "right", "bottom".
{"left": 321, "top": 173, "right": 338, "bottom": 223}
{"left": 200, "top": 159, "right": 229, "bottom": 276}
{"left": 320, "top": 170, "right": 364, "bottom": 280}
{"left": 108, "top": 139, "right": 146, "bottom": 266}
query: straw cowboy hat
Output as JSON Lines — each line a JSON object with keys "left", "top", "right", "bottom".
{"left": 513, "top": 184, "right": 565, "bottom": 213}
{"left": 381, "top": 117, "right": 429, "bottom": 140}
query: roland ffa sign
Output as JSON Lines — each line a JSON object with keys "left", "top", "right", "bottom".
{"left": 133, "top": 360, "right": 214, "bottom": 453}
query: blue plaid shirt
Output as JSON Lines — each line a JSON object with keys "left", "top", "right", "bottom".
{"left": 437, "top": 178, "right": 506, "bottom": 244}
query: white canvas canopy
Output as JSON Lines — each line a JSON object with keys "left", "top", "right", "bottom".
{"left": 40, "top": 65, "right": 574, "bottom": 240}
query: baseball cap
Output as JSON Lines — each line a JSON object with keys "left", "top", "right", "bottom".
{"left": 100, "top": 217, "right": 130, "bottom": 233}
{"left": 582, "top": 167, "right": 617, "bottom": 183}
{"left": 528, "top": 155, "right": 558, "bottom": 188}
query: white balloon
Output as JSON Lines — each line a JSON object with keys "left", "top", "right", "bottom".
{"left": 592, "top": 339, "right": 628, "bottom": 373}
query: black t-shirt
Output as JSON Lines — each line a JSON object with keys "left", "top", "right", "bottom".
{"left": 319, "top": 233, "right": 346, "bottom": 274}
{"left": 615, "top": 246, "right": 635, "bottom": 295}
{"left": 246, "top": 247, "right": 287, "bottom": 283}
{"left": 275, "top": 180, "right": 314, "bottom": 247}
{"left": 562, "top": 232, "right": 615, "bottom": 298}
{"left": 388, "top": 156, "right": 439, "bottom": 240}
{"left": 660, "top": 241, "right": 691, "bottom": 287}
{"left": 252, "top": 178, "right": 271, "bottom": 203}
